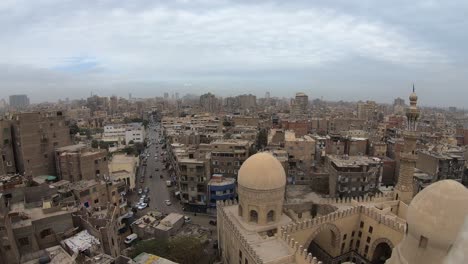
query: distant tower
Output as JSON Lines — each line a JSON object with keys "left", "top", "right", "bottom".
{"left": 265, "top": 91, "right": 270, "bottom": 99}
{"left": 394, "top": 85, "right": 420, "bottom": 204}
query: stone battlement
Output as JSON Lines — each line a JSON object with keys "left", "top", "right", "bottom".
{"left": 319, "top": 192, "right": 394, "bottom": 205}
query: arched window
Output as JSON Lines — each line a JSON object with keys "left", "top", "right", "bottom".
{"left": 267, "top": 210, "right": 275, "bottom": 222}
{"left": 249, "top": 210, "right": 258, "bottom": 223}
{"left": 238, "top": 204, "right": 243, "bottom": 217}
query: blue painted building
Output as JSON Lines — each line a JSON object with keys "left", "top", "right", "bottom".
{"left": 207, "top": 174, "right": 236, "bottom": 210}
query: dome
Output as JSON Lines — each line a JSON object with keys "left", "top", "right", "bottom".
{"left": 238, "top": 152, "right": 286, "bottom": 190}
{"left": 409, "top": 92, "right": 418, "bottom": 102}
{"left": 407, "top": 180, "right": 468, "bottom": 249}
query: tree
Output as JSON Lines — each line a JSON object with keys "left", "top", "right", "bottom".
{"left": 167, "top": 236, "right": 203, "bottom": 264}
{"left": 69, "top": 123, "right": 79, "bottom": 135}
{"left": 130, "top": 236, "right": 203, "bottom": 264}
{"left": 91, "top": 140, "right": 98, "bottom": 148}
{"left": 223, "top": 120, "right": 232, "bottom": 127}
{"left": 256, "top": 128, "right": 268, "bottom": 150}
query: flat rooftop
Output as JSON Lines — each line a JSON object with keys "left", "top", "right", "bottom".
{"left": 328, "top": 155, "right": 381, "bottom": 168}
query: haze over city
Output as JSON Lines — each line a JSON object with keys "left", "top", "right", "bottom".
{"left": 1, "top": 0, "right": 468, "bottom": 106}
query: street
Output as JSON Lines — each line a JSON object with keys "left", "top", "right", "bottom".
{"left": 130, "top": 120, "right": 218, "bottom": 229}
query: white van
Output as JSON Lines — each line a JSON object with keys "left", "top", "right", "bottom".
{"left": 124, "top": 233, "right": 138, "bottom": 245}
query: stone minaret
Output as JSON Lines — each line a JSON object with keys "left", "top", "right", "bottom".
{"left": 394, "top": 86, "right": 420, "bottom": 204}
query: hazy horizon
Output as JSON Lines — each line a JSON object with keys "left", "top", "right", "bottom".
{"left": 1, "top": 0, "right": 468, "bottom": 107}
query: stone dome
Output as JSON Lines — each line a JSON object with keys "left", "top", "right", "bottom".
{"left": 407, "top": 180, "right": 468, "bottom": 250}
{"left": 238, "top": 152, "right": 286, "bottom": 191}
{"left": 409, "top": 92, "right": 418, "bottom": 102}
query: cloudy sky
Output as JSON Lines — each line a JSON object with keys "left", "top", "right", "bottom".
{"left": 1, "top": 0, "right": 467, "bottom": 106}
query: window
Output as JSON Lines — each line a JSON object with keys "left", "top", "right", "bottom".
{"left": 364, "top": 245, "right": 369, "bottom": 254}
{"left": 356, "top": 240, "right": 360, "bottom": 250}
{"left": 360, "top": 221, "right": 364, "bottom": 228}
{"left": 245, "top": 259, "right": 248, "bottom": 264}
{"left": 3, "top": 245, "right": 10, "bottom": 250}
{"left": 349, "top": 240, "right": 354, "bottom": 251}
{"left": 366, "top": 236, "right": 371, "bottom": 243}
{"left": 358, "top": 231, "right": 362, "bottom": 238}
{"left": 94, "top": 199, "right": 99, "bottom": 204}
{"left": 267, "top": 210, "right": 275, "bottom": 222}
{"left": 40, "top": 228, "right": 53, "bottom": 238}
{"left": 249, "top": 210, "right": 258, "bottom": 223}
{"left": 368, "top": 226, "right": 373, "bottom": 234}
{"left": 238, "top": 205, "right": 243, "bottom": 217}
{"left": 352, "top": 231, "right": 355, "bottom": 237}
{"left": 343, "top": 234, "right": 347, "bottom": 240}
{"left": 18, "top": 237, "right": 29, "bottom": 246}
{"left": 419, "top": 236, "right": 428, "bottom": 248}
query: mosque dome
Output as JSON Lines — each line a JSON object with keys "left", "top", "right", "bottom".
{"left": 238, "top": 152, "right": 286, "bottom": 191}
{"left": 409, "top": 92, "right": 418, "bottom": 102}
{"left": 407, "top": 180, "right": 468, "bottom": 250}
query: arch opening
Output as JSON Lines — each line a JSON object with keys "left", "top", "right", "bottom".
{"left": 267, "top": 210, "right": 275, "bottom": 222}
{"left": 371, "top": 242, "right": 392, "bottom": 264}
{"left": 249, "top": 210, "right": 258, "bottom": 223}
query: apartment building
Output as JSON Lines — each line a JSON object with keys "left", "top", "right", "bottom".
{"left": 210, "top": 139, "right": 252, "bottom": 179}
{"left": 0, "top": 119, "right": 16, "bottom": 175}
{"left": 55, "top": 144, "right": 109, "bottom": 182}
{"left": 11, "top": 111, "right": 72, "bottom": 177}
{"left": 103, "top": 123, "right": 145, "bottom": 144}
{"left": 284, "top": 131, "right": 316, "bottom": 184}
{"left": 326, "top": 155, "right": 383, "bottom": 198}
{"left": 416, "top": 149, "right": 465, "bottom": 185}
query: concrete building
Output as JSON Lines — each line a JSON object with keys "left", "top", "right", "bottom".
{"left": 237, "top": 94, "right": 257, "bottom": 110}
{"left": 155, "top": 213, "right": 185, "bottom": 240}
{"left": 326, "top": 155, "right": 383, "bottom": 198}
{"left": 11, "top": 111, "right": 72, "bottom": 177}
{"left": 357, "top": 101, "right": 378, "bottom": 121}
{"left": 108, "top": 154, "right": 138, "bottom": 190}
{"left": 9, "top": 95, "right": 30, "bottom": 110}
{"left": 291, "top": 92, "right": 309, "bottom": 117}
{"left": 177, "top": 157, "right": 211, "bottom": 210}
{"left": 285, "top": 131, "right": 316, "bottom": 184}
{"left": 210, "top": 139, "right": 252, "bottom": 179}
{"left": 416, "top": 149, "right": 465, "bottom": 185}
{"left": 0, "top": 119, "right": 16, "bottom": 175}
{"left": 207, "top": 174, "right": 236, "bottom": 211}
{"left": 55, "top": 144, "right": 109, "bottom": 182}
{"left": 103, "top": 123, "right": 145, "bottom": 144}
{"left": 199, "top": 93, "right": 219, "bottom": 113}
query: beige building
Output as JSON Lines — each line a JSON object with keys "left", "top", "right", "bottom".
{"left": 210, "top": 139, "right": 252, "bottom": 179}
{"left": 291, "top": 92, "right": 309, "bottom": 117}
{"left": 109, "top": 154, "right": 138, "bottom": 190}
{"left": 0, "top": 119, "right": 16, "bottom": 175}
{"left": 285, "top": 131, "right": 316, "bottom": 184}
{"left": 11, "top": 111, "right": 72, "bottom": 177}
{"left": 55, "top": 144, "right": 109, "bottom": 182}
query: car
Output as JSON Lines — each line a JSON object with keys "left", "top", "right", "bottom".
{"left": 144, "top": 197, "right": 150, "bottom": 203}
{"left": 209, "top": 220, "right": 217, "bottom": 226}
{"left": 164, "top": 200, "right": 172, "bottom": 206}
{"left": 137, "top": 188, "right": 143, "bottom": 195}
{"left": 139, "top": 197, "right": 145, "bottom": 204}
{"left": 144, "top": 187, "right": 150, "bottom": 193}
{"left": 137, "top": 203, "right": 148, "bottom": 210}
{"left": 184, "top": 216, "right": 191, "bottom": 223}
{"left": 140, "top": 178, "right": 145, "bottom": 183}
{"left": 124, "top": 234, "right": 138, "bottom": 245}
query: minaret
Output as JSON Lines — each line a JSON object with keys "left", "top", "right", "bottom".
{"left": 394, "top": 85, "right": 420, "bottom": 204}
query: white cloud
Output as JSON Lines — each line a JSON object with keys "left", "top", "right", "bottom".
{"left": 0, "top": 1, "right": 447, "bottom": 77}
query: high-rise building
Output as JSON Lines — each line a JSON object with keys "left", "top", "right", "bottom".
{"left": 9, "top": 94, "right": 30, "bottom": 109}
{"left": 238, "top": 94, "right": 257, "bottom": 110}
{"left": 291, "top": 92, "right": 308, "bottom": 116}
{"left": 11, "top": 111, "right": 72, "bottom": 177}
{"left": 199, "top": 92, "right": 218, "bottom": 113}
{"left": 394, "top": 87, "right": 420, "bottom": 204}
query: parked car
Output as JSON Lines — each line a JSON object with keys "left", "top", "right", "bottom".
{"left": 144, "top": 197, "right": 150, "bottom": 203}
{"left": 137, "top": 188, "right": 143, "bottom": 195}
{"left": 137, "top": 203, "right": 148, "bottom": 210}
{"left": 209, "top": 220, "right": 217, "bottom": 226}
{"left": 164, "top": 200, "right": 172, "bottom": 206}
{"left": 124, "top": 234, "right": 138, "bottom": 245}
{"left": 140, "top": 178, "right": 144, "bottom": 183}
{"left": 184, "top": 216, "right": 191, "bottom": 223}
{"left": 144, "top": 187, "right": 150, "bottom": 193}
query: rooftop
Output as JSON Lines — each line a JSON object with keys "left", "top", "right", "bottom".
{"left": 328, "top": 155, "right": 382, "bottom": 168}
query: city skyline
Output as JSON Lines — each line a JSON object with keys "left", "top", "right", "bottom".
{"left": 1, "top": 0, "right": 468, "bottom": 106}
